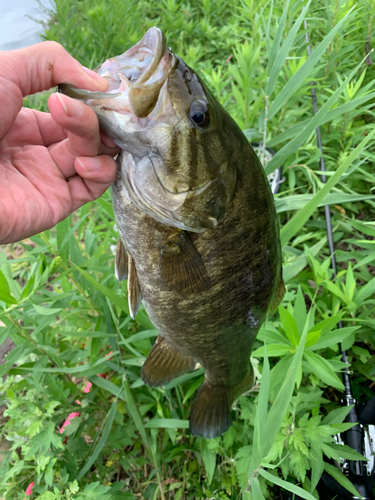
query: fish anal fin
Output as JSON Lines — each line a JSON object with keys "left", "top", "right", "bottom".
{"left": 269, "top": 276, "right": 286, "bottom": 315}
{"left": 128, "top": 254, "right": 142, "bottom": 319}
{"left": 115, "top": 237, "right": 128, "bottom": 281}
{"left": 189, "top": 382, "right": 232, "bottom": 439}
{"left": 160, "top": 231, "right": 210, "bottom": 294}
{"left": 141, "top": 336, "right": 195, "bottom": 387}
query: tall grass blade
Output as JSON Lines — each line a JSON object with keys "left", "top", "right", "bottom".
{"left": 267, "top": 0, "right": 289, "bottom": 74}
{"left": 266, "top": 54, "right": 370, "bottom": 176}
{"left": 324, "top": 463, "right": 364, "bottom": 500}
{"left": 77, "top": 400, "right": 118, "bottom": 480}
{"left": 280, "top": 127, "right": 375, "bottom": 247}
{"left": 267, "top": 7, "right": 355, "bottom": 120}
{"left": 266, "top": 1, "right": 311, "bottom": 97}
{"left": 259, "top": 469, "right": 316, "bottom": 500}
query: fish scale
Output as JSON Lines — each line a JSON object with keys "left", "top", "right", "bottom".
{"left": 60, "top": 27, "right": 284, "bottom": 438}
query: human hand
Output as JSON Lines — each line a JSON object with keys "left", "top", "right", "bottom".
{"left": 0, "top": 41, "right": 120, "bottom": 245}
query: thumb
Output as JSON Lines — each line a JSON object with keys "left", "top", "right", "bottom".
{"left": 0, "top": 41, "right": 108, "bottom": 140}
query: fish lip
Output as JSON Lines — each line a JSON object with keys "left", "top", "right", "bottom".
{"left": 148, "top": 155, "right": 212, "bottom": 196}
{"left": 59, "top": 27, "right": 176, "bottom": 117}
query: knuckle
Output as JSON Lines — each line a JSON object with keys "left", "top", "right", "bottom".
{"left": 40, "top": 40, "right": 66, "bottom": 55}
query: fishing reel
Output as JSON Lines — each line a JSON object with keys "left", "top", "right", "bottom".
{"left": 321, "top": 395, "right": 375, "bottom": 500}
{"left": 284, "top": 398, "right": 375, "bottom": 500}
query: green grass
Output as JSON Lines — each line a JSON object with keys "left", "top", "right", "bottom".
{"left": 2, "top": 0, "right": 375, "bottom": 499}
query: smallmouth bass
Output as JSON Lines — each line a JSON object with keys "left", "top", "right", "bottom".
{"left": 60, "top": 27, "right": 285, "bottom": 438}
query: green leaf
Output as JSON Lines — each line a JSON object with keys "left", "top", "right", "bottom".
{"left": 259, "top": 469, "right": 316, "bottom": 500}
{"left": 90, "top": 375, "right": 127, "bottom": 401}
{"left": 303, "top": 351, "right": 344, "bottom": 390}
{"left": 310, "top": 450, "right": 324, "bottom": 493}
{"left": 70, "top": 262, "right": 129, "bottom": 315}
{"left": 32, "top": 304, "right": 63, "bottom": 316}
{"left": 308, "top": 314, "right": 343, "bottom": 337}
{"left": 328, "top": 443, "right": 368, "bottom": 461}
{"left": 123, "top": 329, "right": 159, "bottom": 343}
{"left": 201, "top": 439, "right": 216, "bottom": 485}
{"left": 324, "top": 463, "right": 364, "bottom": 500}
{"left": 78, "top": 401, "right": 118, "bottom": 480}
{"left": 324, "top": 281, "right": 347, "bottom": 303}
{"left": 245, "top": 311, "right": 311, "bottom": 485}
{"left": 164, "top": 367, "right": 204, "bottom": 390}
{"left": 266, "top": 0, "right": 289, "bottom": 76}
{"left": 253, "top": 347, "right": 270, "bottom": 461}
{"left": 252, "top": 344, "right": 293, "bottom": 357}
{"left": 345, "top": 263, "right": 356, "bottom": 302}
{"left": 279, "top": 306, "right": 299, "bottom": 346}
{"left": 355, "top": 276, "right": 375, "bottom": 305}
{"left": 305, "top": 329, "right": 321, "bottom": 348}
{"left": 0, "top": 269, "right": 17, "bottom": 305}
{"left": 249, "top": 477, "right": 265, "bottom": 500}
{"left": 321, "top": 405, "right": 354, "bottom": 425}
{"left": 311, "top": 326, "right": 359, "bottom": 351}
{"left": 59, "top": 213, "right": 90, "bottom": 252}
{"left": 76, "top": 481, "right": 113, "bottom": 500}
{"left": 293, "top": 286, "right": 307, "bottom": 336}
{"left": 144, "top": 418, "right": 189, "bottom": 429}
{"left": 122, "top": 378, "right": 151, "bottom": 452}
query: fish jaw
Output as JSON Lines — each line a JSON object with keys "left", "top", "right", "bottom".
{"left": 59, "top": 27, "right": 178, "bottom": 142}
{"left": 59, "top": 27, "right": 238, "bottom": 232}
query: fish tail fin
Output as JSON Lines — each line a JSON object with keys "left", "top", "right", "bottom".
{"left": 189, "top": 382, "right": 232, "bottom": 439}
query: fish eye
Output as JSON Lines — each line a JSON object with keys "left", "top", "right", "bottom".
{"left": 189, "top": 101, "right": 210, "bottom": 128}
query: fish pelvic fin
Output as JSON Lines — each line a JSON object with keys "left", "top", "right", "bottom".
{"left": 115, "top": 237, "right": 128, "bottom": 281}
{"left": 159, "top": 230, "right": 210, "bottom": 294}
{"left": 269, "top": 275, "right": 286, "bottom": 315}
{"left": 141, "top": 336, "right": 196, "bottom": 387}
{"left": 189, "top": 382, "right": 232, "bottom": 439}
{"left": 128, "top": 254, "right": 142, "bottom": 319}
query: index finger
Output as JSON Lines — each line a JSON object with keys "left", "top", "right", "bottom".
{"left": 0, "top": 42, "right": 108, "bottom": 140}
{"left": 2, "top": 41, "right": 108, "bottom": 97}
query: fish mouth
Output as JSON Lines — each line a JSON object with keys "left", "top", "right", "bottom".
{"left": 59, "top": 27, "right": 176, "bottom": 118}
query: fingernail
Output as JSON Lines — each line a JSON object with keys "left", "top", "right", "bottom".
{"left": 56, "top": 93, "right": 82, "bottom": 117}
{"left": 77, "top": 157, "right": 101, "bottom": 172}
{"left": 55, "top": 92, "right": 68, "bottom": 114}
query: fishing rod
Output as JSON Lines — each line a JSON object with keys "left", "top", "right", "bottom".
{"left": 301, "top": 21, "right": 375, "bottom": 500}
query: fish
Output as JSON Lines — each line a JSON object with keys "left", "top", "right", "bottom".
{"left": 59, "top": 27, "right": 285, "bottom": 438}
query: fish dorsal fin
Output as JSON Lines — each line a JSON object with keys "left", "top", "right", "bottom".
{"left": 141, "top": 336, "right": 196, "bottom": 387}
{"left": 128, "top": 253, "right": 142, "bottom": 319}
{"left": 115, "top": 238, "right": 128, "bottom": 281}
{"left": 269, "top": 276, "right": 286, "bottom": 315}
{"left": 159, "top": 230, "right": 210, "bottom": 294}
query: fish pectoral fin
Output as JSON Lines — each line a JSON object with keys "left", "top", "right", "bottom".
{"left": 128, "top": 254, "right": 142, "bottom": 319}
{"left": 141, "top": 336, "right": 196, "bottom": 387}
{"left": 189, "top": 382, "right": 232, "bottom": 439}
{"left": 115, "top": 237, "right": 128, "bottom": 281}
{"left": 269, "top": 275, "right": 286, "bottom": 315}
{"left": 159, "top": 231, "right": 210, "bottom": 294}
